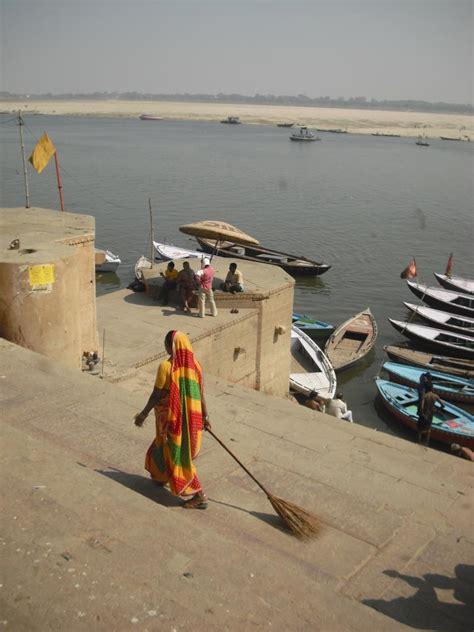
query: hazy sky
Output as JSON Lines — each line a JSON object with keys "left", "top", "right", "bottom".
{"left": 1, "top": 0, "right": 472, "bottom": 103}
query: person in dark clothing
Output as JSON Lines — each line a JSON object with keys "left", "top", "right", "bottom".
{"left": 418, "top": 383, "right": 445, "bottom": 446}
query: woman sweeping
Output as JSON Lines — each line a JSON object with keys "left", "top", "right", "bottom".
{"left": 134, "top": 330, "right": 211, "bottom": 509}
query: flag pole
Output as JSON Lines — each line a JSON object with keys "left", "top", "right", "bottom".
{"left": 148, "top": 198, "right": 154, "bottom": 269}
{"left": 17, "top": 111, "right": 31, "bottom": 208}
{"left": 54, "top": 152, "right": 65, "bottom": 212}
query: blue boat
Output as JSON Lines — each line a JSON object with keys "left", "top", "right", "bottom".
{"left": 382, "top": 362, "right": 474, "bottom": 405}
{"left": 292, "top": 313, "right": 335, "bottom": 341}
{"left": 375, "top": 378, "right": 474, "bottom": 448}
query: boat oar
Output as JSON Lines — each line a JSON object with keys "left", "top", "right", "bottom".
{"left": 207, "top": 429, "right": 321, "bottom": 540}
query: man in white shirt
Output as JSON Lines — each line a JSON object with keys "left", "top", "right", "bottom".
{"left": 326, "top": 392, "right": 353, "bottom": 423}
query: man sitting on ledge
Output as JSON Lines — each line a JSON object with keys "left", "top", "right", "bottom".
{"left": 220, "top": 262, "right": 244, "bottom": 294}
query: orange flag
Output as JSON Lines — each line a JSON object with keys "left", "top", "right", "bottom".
{"left": 29, "top": 133, "right": 56, "bottom": 174}
{"left": 445, "top": 253, "right": 453, "bottom": 277}
{"left": 400, "top": 258, "right": 417, "bottom": 279}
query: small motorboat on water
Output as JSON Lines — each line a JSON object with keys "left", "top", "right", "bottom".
{"left": 289, "top": 325, "right": 337, "bottom": 398}
{"left": 291, "top": 313, "right": 335, "bottom": 341}
{"left": 139, "top": 114, "right": 163, "bottom": 121}
{"left": 153, "top": 241, "right": 203, "bottom": 261}
{"left": 404, "top": 302, "right": 474, "bottom": 336}
{"left": 382, "top": 361, "right": 474, "bottom": 405}
{"left": 289, "top": 126, "right": 320, "bottom": 142}
{"left": 389, "top": 319, "right": 474, "bottom": 359}
{"left": 383, "top": 344, "right": 474, "bottom": 379}
{"left": 434, "top": 273, "right": 474, "bottom": 296}
{"left": 406, "top": 280, "right": 474, "bottom": 318}
{"left": 95, "top": 249, "right": 121, "bottom": 273}
{"left": 375, "top": 378, "right": 474, "bottom": 449}
{"left": 324, "top": 308, "right": 377, "bottom": 371}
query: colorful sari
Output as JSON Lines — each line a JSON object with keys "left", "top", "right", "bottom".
{"left": 145, "top": 331, "right": 204, "bottom": 496}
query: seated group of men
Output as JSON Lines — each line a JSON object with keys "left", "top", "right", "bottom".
{"left": 158, "top": 259, "right": 244, "bottom": 315}
{"left": 304, "top": 390, "right": 353, "bottom": 423}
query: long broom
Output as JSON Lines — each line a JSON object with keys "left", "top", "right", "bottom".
{"left": 207, "top": 429, "right": 321, "bottom": 540}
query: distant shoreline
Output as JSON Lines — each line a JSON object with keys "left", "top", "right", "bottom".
{"left": 1, "top": 99, "right": 472, "bottom": 140}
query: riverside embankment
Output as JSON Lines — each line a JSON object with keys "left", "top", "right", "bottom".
{"left": 2, "top": 99, "right": 473, "bottom": 139}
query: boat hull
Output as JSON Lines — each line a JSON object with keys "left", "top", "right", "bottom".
{"left": 290, "top": 325, "right": 336, "bottom": 398}
{"left": 404, "top": 302, "right": 474, "bottom": 336}
{"left": 376, "top": 379, "right": 474, "bottom": 449}
{"left": 292, "top": 313, "right": 334, "bottom": 341}
{"left": 325, "top": 308, "right": 377, "bottom": 371}
{"left": 407, "top": 281, "right": 474, "bottom": 318}
{"left": 196, "top": 238, "right": 330, "bottom": 277}
{"left": 389, "top": 319, "right": 474, "bottom": 360}
{"left": 383, "top": 362, "right": 474, "bottom": 404}
{"left": 434, "top": 273, "right": 474, "bottom": 296}
{"left": 383, "top": 345, "right": 474, "bottom": 378}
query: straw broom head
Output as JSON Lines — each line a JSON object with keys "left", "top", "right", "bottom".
{"left": 267, "top": 494, "right": 322, "bottom": 540}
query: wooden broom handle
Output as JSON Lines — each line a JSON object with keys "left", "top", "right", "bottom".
{"left": 207, "top": 429, "right": 271, "bottom": 497}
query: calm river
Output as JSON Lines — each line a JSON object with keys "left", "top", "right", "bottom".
{"left": 1, "top": 114, "right": 473, "bottom": 441}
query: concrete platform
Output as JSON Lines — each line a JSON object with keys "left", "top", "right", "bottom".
{"left": 1, "top": 338, "right": 473, "bottom": 631}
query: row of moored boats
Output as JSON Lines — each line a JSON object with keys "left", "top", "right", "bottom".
{"left": 377, "top": 271, "right": 474, "bottom": 449}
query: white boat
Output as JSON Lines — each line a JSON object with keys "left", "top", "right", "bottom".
{"left": 389, "top": 319, "right": 474, "bottom": 359}
{"left": 289, "top": 126, "right": 320, "bottom": 142}
{"left": 153, "top": 241, "right": 204, "bottom": 261}
{"left": 434, "top": 273, "right": 474, "bottom": 296}
{"left": 404, "top": 302, "right": 474, "bottom": 335}
{"left": 407, "top": 280, "right": 474, "bottom": 318}
{"left": 95, "top": 249, "right": 121, "bottom": 273}
{"left": 134, "top": 255, "right": 152, "bottom": 280}
{"left": 290, "top": 325, "right": 337, "bottom": 397}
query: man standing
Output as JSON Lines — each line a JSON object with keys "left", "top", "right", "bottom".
{"left": 418, "top": 383, "right": 445, "bottom": 446}
{"left": 220, "top": 262, "right": 244, "bottom": 294}
{"left": 196, "top": 258, "right": 218, "bottom": 318}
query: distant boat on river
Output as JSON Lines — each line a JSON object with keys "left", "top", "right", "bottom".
{"left": 415, "top": 135, "right": 430, "bottom": 146}
{"left": 221, "top": 116, "right": 241, "bottom": 124}
{"left": 372, "top": 132, "right": 400, "bottom": 137}
{"left": 276, "top": 122, "right": 295, "bottom": 128}
{"left": 139, "top": 114, "right": 163, "bottom": 121}
{"left": 289, "top": 126, "right": 320, "bottom": 142}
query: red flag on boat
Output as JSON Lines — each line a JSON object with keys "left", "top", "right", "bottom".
{"left": 400, "top": 258, "right": 417, "bottom": 279}
{"left": 445, "top": 253, "right": 453, "bottom": 277}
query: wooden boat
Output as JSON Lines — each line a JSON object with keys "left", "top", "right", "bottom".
{"left": 290, "top": 325, "right": 336, "bottom": 398}
{"left": 139, "top": 114, "right": 163, "bottom": 121}
{"left": 196, "top": 237, "right": 330, "bottom": 277}
{"left": 404, "top": 302, "right": 474, "bottom": 336}
{"left": 276, "top": 123, "right": 295, "bottom": 128}
{"left": 415, "top": 135, "right": 429, "bottom": 146}
{"left": 434, "top": 273, "right": 474, "bottom": 296}
{"left": 389, "top": 319, "right": 474, "bottom": 359}
{"left": 375, "top": 379, "right": 474, "bottom": 449}
{"left": 406, "top": 280, "right": 474, "bottom": 318}
{"left": 371, "top": 132, "right": 400, "bottom": 137}
{"left": 383, "top": 344, "right": 474, "bottom": 378}
{"left": 382, "top": 361, "right": 474, "bottom": 405}
{"left": 289, "top": 126, "right": 320, "bottom": 142}
{"left": 153, "top": 241, "right": 203, "bottom": 261}
{"left": 324, "top": 308, "right": 377, "bottom": 371}
{"left": 316, "top": 128, "right": 347, "bottom": 134}
{"left": 220, "top": 116, "right": 241, "bottom": 124}
{"left": 292, "top": 313, "right": 334, "bottom": 341}
{"left": 95, "top": 249, "right": 121, "bottom": 273}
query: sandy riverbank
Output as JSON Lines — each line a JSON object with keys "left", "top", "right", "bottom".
{"left": 2, "top": 99, "right": 472, "bottom": 139}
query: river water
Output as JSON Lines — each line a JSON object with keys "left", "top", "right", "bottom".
{"left": 1, "top": 114, "right": 473, "bottom": 440}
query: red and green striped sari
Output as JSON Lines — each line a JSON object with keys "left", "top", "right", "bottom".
{"left": 145, "top": 331, "right": 204, "bottom": 496}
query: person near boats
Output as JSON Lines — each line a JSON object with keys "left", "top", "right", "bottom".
{"left": 326, "top": 392, "right": 354, "bottom": 423}
{"left": 195, "top": 258, "right": 218, "bottom": 318}
{"left": 417, "top": 383, "right": 445, "bottom": 446}
{"left": 220, "top": 262, "right": 244, "bottom": 294}
{"left": 304, "top": 390, "right": 328, "bottom": 413}
{"left": 134, "top": 330, "right": 211, "bottom": 509}
{"left": 450, "top": 443, "right": 474, "bottom": 462}
{"left": 158, "top": 261, "right": 178, "bottom": 306}
{"left": 177, "top": 260, "right": 196, "bottom": 312}
{"left": 417, "top": 372, "right": 433, "bottom": 416}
